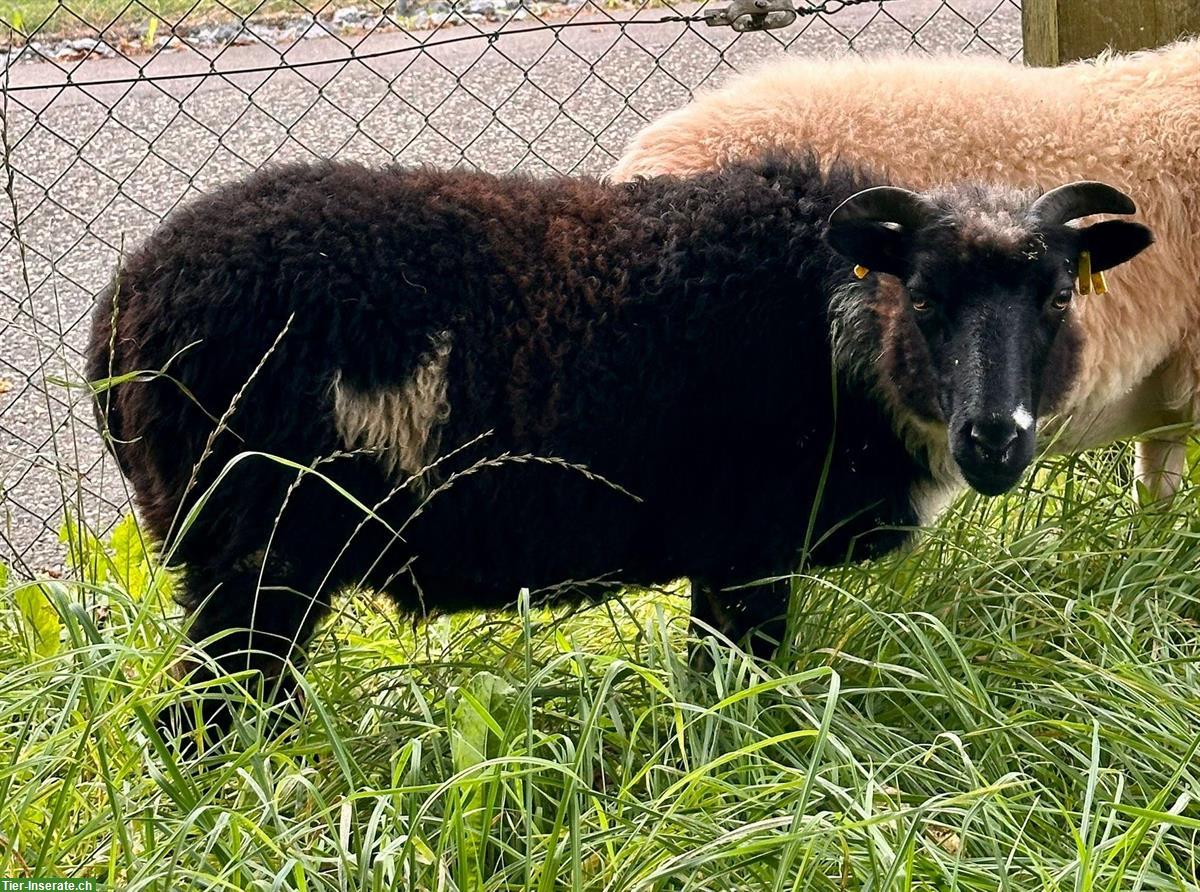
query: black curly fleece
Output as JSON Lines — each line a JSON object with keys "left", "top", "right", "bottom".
{"left": 88, "top": 155, "right": 928, "bottom": 667}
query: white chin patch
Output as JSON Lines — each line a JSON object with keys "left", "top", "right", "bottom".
{"left": 1012, "top": 405, "right": 1034, "bottom": 431}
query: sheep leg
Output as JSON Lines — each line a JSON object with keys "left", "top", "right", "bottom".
{"left": 688, "top": 579, "right": 790, "bottom": 667}
{"left": 1133, "top": 434, "right": 1188, "bottom": 504}
{"left": 158, "top": 556, "right": 333, "bottom": 749}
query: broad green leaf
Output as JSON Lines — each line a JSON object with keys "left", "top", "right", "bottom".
{"left": 451, "top": 671, "right": 515, "bottom": 775}
{"left": 59, "top": 515, "right": 109, "bottom": 586}
{"left": 15, "top": 583, "right": 63, "bottom": 658}
{"left": 449, "top": 671, "right": 515, "bottom": 888}
{"left": 109, "top": 515, "right": 171, "bottom": 601}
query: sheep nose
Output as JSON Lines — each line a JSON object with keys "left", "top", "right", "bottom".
{"left": 970, "top": 417, "right": 1019, "bottom": 456}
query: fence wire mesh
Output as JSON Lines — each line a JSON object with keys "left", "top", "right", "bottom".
{"left": 1, "top": 0, "right": 1021, "bottom": 570}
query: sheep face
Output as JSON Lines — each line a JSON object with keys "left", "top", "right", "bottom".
{"left": 828, "top": 182, "right": 1153, "bottom": 497}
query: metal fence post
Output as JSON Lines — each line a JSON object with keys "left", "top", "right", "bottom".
{"left": 1023, "top": 0, "right": 1200, "bottom": 66}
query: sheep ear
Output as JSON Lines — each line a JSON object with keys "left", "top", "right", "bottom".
{"left": 825, "top": 220, "right": 912, "bottom": 277}
{"left": 1078, "top": 220, "right": 1154, "bottom": 273}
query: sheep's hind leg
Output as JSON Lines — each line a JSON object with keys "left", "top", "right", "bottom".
{"left": 688, "top": 579, "right": 790, "bottom": 669}
{"left": 158, "top": 553, "right": 334, "bottom": 750}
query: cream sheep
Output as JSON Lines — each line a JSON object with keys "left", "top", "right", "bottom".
{"left": 611, "top": 39, "right": 1200, "bottom": 499}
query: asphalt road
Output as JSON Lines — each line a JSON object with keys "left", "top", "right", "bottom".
{"left": 0, "top": 0, "right": 1022, "bottom": 569}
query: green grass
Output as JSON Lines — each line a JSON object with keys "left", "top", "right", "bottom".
{"left": 0, "top": 0, "right": 633, "bottom": 47}
{"left": 2, "top": 445, "right": 1200, "bottom": 889}
{"left": 2, "top": 0, "right": 408, "bottom": 43}
{"left": 2, "top": 0, "right": 298, "bottom": 40}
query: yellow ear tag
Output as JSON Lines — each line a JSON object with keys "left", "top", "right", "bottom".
{"left": 1091, "top": 270, "right": 1109, "bottom": 295}
{"left": 1076, "top": 251, "right": 1093, "bottom": 296}
{"left": 853, "top": 264, "right": 870, "bottom": 279}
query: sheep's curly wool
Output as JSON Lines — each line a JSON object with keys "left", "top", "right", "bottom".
{"left": 611, "top": 39, "right": 1200, "bottom": 498}
{"left": 89, "top": 157, "right": 939, "bottom": 660}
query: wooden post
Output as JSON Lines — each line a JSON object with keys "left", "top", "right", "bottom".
{"left": 1023, "top": 0, "right": 1200, "bottom": 66}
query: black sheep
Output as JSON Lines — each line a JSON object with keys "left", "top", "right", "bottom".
{"left": 87, "top": 155, "right": 1151, "bottom": 734}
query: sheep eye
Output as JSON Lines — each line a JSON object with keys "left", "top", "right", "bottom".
{"left": 910, "top": 295, "right": 931, "bottom": 312}
{"left": 1052, "top": 288, "right": 1073, "bottom": 310}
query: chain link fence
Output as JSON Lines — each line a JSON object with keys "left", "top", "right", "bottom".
{"left": 0, "top": 0, "right": 1022, "bottom": 571}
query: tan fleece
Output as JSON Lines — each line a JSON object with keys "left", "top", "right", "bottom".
{"left": 611, "top": 40, "right": 1200, "bottom": 496}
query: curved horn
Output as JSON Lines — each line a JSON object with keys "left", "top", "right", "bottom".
{"left": 1028, "top": 181, "right": 1136, "bottom": 226}
{"left": 829, "top": 186, "right": 932, "bottom": 229}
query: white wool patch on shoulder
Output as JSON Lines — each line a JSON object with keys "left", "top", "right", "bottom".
{"left": 332, "top": 332, "right": 452, "bottom": 483}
